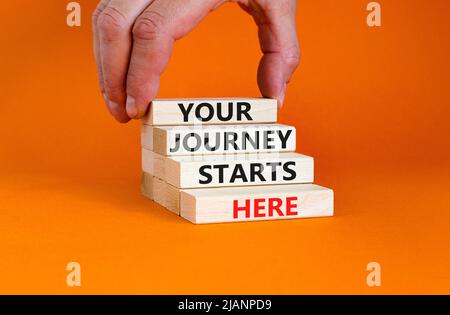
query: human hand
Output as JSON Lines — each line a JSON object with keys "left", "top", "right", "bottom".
{"left": 93, "top": 0, "right": 300, "bottom": 123}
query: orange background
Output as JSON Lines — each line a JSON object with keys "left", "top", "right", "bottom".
{"left": 0, "top": 0, "right": 449, "bottom": 294}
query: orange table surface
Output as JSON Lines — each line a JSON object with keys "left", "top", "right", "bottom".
{"left": 0, "top": 0, "right": 449, "bottom": 294}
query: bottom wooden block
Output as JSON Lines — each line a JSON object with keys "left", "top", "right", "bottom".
{"left": 180, "top": 184, "right": 334, "bottom": 224}
{"left": 142, "top": 171, "right": 333, "bottom": 224}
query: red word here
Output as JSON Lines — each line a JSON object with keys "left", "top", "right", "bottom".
{"left": 233, "top": 197, "right": 299, "bottom": 219}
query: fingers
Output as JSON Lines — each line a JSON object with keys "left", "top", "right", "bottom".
{"left": 126, "top": 0, "right": 220, "bottom": 119}
{"left": 93, "top": 0, "right": 129, "bottom": 122}
{"left": 242, "top": 0, "right": 300, "bottom": 107}
{"left": 92, "top": 1, "right": 109, "bottom": 97}
{"left": 94, "top": 0, "right": 153, "bottom": 123}
{"left": 93, "top": 0, "right": 298, "bottom": 124}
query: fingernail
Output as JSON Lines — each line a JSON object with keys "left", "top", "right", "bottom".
{"left": 278, "top": 83, "right": 287, "bottom": 108}
{"left": 126, "top": 96, "right": 138, "bottom": 118}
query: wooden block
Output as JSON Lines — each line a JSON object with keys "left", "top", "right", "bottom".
{"left": 141, "top": 98, "right": 277, "bottom": 126}
{"left": 180, "top": 184, "right": 333, "bottom": 224}
{"left": 154, "top": 177, "right": 180, "bottom": 215}
{"left": 141, "top": 172, "right": 180, "bottom": 215}
{"left": 142, "top": 149, "right": 314, "bottom": 188}
{"left": 141, "top": 149, "right": 165, "bottom": 179}
{"left": 141, "top": 124, "right": 296, "bottom": 156}
{"left": 140, "top": 171, "right": 154, "bottom": 200}
{"left": 142, "top": 171, "right": 332, "bottom": 224}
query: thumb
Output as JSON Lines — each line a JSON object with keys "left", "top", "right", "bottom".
{"left": 241, "top": 0, "right": 300, "bottom": 107}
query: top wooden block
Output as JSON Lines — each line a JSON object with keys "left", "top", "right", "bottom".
{"left": 141, "top": 98, "right": 277, "bottom": 126}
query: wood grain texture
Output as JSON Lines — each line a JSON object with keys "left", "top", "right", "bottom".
{"left": 141, "top": 172, "right": 180, "bottom": 214}
{"left": 180, "top": 184, "right": 334, "bottom": 224}
{"left": 140, "top": 171, "right": 154, "bottom": 200}
{"left": 142, "top": 149, "right": 314, "bottom": 188}
{"left": 141, "top": 98, "right": 277, "bottom": 126}
{"left": 141, "top": 124, "right": 296, "bottom": 156}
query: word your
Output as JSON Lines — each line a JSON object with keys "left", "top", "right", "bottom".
{"left": 169, "top": 129, "right": 293, "bottom": 153}
{"left": 199, "top": 161, "right": 296, "bottom": 184}
{"left": 66, "top": 2, "right": 81, "bottom": 27}
{"left": 233, "top": 197, "right": 299, "bottom": 219}
{"left": 178, "top": 102, "right": 252, "bottom": 122}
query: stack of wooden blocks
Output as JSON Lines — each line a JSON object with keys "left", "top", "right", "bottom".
{"left": 141, "top": 98, "right": 334, "bottom": 224}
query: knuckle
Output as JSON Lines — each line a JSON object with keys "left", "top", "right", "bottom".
{"left": 92, "top": 1, "right": 108, "bottom": 26}
{"left": 97, "top": 7, "right": 129, "bottom": 41}
{"left": 283, "top": 45, "right": 301, "bottom": 69}
{"left": 133, "top": 11, "right": 166, "bottom": 41}
{"left": 92, "top": 9, "right": 102, "bottom": 27}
